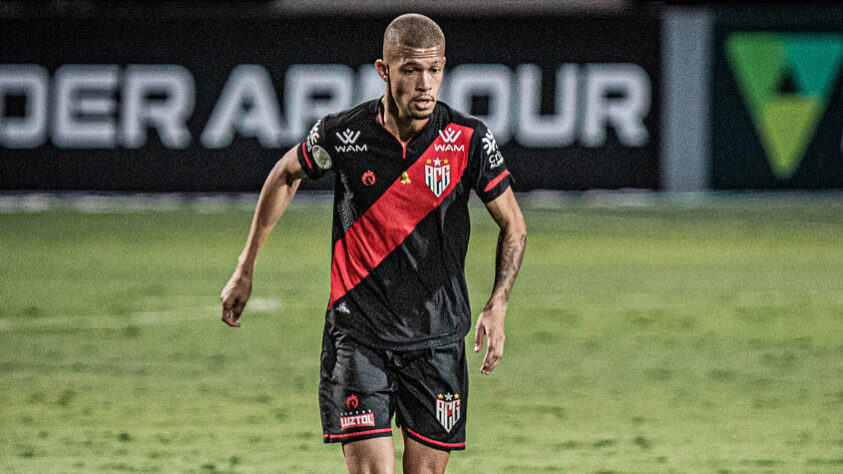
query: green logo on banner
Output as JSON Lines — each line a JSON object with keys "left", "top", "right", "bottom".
{"left": 725, "top": 33, "right": 843, "bottom": 179}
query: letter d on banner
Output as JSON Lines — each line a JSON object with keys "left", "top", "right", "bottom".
{"left": 0, "top": 64, "right": 48, "bottom": 148}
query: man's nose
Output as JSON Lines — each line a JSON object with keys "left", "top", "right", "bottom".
{"left": 417, "top": 71, "right": 433, "bottom": 91}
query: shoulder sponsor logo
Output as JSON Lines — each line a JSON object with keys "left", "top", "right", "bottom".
{"left": 335, "top": 128, "right": 367, "bottom": 152}
{"left": 482, "top": 129, "right": 504, "bottom": 168}
{"left": 306, "top": 119, "right": 321, "bottom": 152}
{"left": 435, "top": 393, "right": 461, "bottom": 433}
{"left": 435, "top": 127, "right": 465, "bottom": 152}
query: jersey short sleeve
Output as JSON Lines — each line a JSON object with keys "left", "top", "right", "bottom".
{"left": 470, "top": 122, "right": 513, "bottom": 203}
{"left": 297, "top": 118, "right": 333, "bottom": 180}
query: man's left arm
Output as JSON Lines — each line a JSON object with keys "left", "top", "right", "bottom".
{"left": 474, "top": 187, "right": 526, "bottom": 375}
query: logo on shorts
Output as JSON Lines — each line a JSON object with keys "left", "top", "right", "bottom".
{"left": 345, "top": 394, "right": 358, "bottom": 409}
{"left": 425, "top": 158, "right": 450, "bottom": 197}
{"left": 435, "top": 393, "right": 461, "bottom": 433}
{"left": 340, "top": 412, "right": 375, "bottom": 430}
{"left": 339, "top": 393, "right": 373, "bottom": 430}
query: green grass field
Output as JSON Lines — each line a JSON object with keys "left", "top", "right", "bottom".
{"left": 1, "top": 195, "right": 842, "bottom": 473}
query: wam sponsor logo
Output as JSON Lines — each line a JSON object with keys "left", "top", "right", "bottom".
{"left": 435, "top": 127, "right": 464, "bottom": 152}
{"left": 335, "top": 128, "right": 367, "bottom": 152}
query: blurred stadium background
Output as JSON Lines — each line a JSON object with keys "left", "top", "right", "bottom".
{"left": 1, "top": 1, "right": 842, "bottom": 472}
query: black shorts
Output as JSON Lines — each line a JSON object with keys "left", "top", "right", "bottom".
{"left": 319, "top": 322, "right": 468, "bottom": 451}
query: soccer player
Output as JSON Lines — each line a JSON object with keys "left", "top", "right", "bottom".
{"left": 220, "top": 13, "right": 526, "bottom": 474}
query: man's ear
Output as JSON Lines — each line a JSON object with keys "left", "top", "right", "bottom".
{"left": 375, "top": 59, "right": 389, "bottom": 81}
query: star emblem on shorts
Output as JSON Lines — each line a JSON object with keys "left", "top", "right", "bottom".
{"left": 444, "top": 393, "right": 453, "bottom": 401}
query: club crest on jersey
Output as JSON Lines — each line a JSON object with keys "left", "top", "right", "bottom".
{"left": 425, "top": 158, "right": 450, "bottom": 197}
{"left": 435, "top": 393, "right": 461, "bottom": 433}
{"left": 435, "top": 127, "right": 464, "bottom": 152}
{"left": 335, "top": 128, "right": 367, "bottom": 153}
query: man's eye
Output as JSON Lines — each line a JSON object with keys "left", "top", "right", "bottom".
{"left": 403, "top": 69, "right": 416, "bottom": 74}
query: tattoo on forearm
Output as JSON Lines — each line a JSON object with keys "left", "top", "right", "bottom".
{"left": 493, "top": 231, "right": 526, "bottom": 304}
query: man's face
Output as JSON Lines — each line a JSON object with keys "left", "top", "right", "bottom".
{"left": 385, "top": 45, "right": 446, "bottom": 120}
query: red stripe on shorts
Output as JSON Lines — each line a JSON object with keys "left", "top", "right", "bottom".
{"left": 323, "top": 428, "right": 393, "bottom": 440}
{"left": 405, "top": 428, "right": 466, "bottom": 448}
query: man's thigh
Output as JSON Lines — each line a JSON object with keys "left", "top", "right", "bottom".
{"left": 393, "top": 341, "right": 468, "bottom": 452}
{"left": 342, "top": 437, "right": 396, "bottom": 474}
{"left": 402, "top": 429, "right": 450, "bottom": 474}
{"left": 319, "top": 323, "right": 395, "bottom": 445}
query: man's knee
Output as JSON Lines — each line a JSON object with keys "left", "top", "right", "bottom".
{"left": 342, "top": 436, "right": 396, "bottom": 474}
{"left": 401, "top": 431, "right": 450, "bottom": 474}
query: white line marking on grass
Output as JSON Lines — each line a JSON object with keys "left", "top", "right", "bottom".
{"left": 0, "top": 307, "right": 215, "bottom": 332}
{"left": 0, "top": 299, "right": 281, "bottom": 332}
{"left": 0, "top": 298, "right": 285, "bottom": 332}
{"left": 245, "top": 297, "right": 282, "bottom": 313}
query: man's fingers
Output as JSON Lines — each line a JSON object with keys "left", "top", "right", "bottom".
{"left": 234, "top": 300, "right": 247, "bottom": 319}
{"left": 473, "top": 321, "right": 485, "bottom": 353}
{"left": 480, "top": 334, "right": 504, "bottom": 375}
{"left": 221, "top": 297, "right": 234, "bottom": 310}
{"left": 221, "top": 309, "right": 241, "bottom": 327}
{"left": 220, "top": 297, "right": 242, "bottom": 328}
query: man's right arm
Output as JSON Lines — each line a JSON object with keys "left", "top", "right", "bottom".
{"left": 220, "top": 146, "right": 307, "bottom": 327}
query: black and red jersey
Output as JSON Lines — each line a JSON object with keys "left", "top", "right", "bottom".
{"left": 297, "top": 99, "right": 512, "bottom": 351}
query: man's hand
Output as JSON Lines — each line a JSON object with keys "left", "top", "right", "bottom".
{"left": 473, "top": 302, "right": 506, "bottom": 375}
{"left": 220, "top": 270, "right": 252, "bottom": 327}
{"left": 218, "top": 146, "right": 304, "bottom": 328}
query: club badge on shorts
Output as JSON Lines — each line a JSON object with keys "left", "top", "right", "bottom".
{"left": 425, "top": 158, "right": 450, "bottom": 197}
{"left": 435, "top": 392, "right": 461, "bottom": 433}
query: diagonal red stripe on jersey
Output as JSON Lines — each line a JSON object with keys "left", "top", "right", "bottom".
{"left": 329, "top": 124, "right": 474, "bottom": 307}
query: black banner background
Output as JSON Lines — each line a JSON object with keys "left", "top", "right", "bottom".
{"left": 1, "top": 16, "right": 660, "bottom": 192}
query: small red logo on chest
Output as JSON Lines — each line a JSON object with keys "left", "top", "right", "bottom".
{"left": 362, "top": 170, "right": 376, "bottom": 186}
